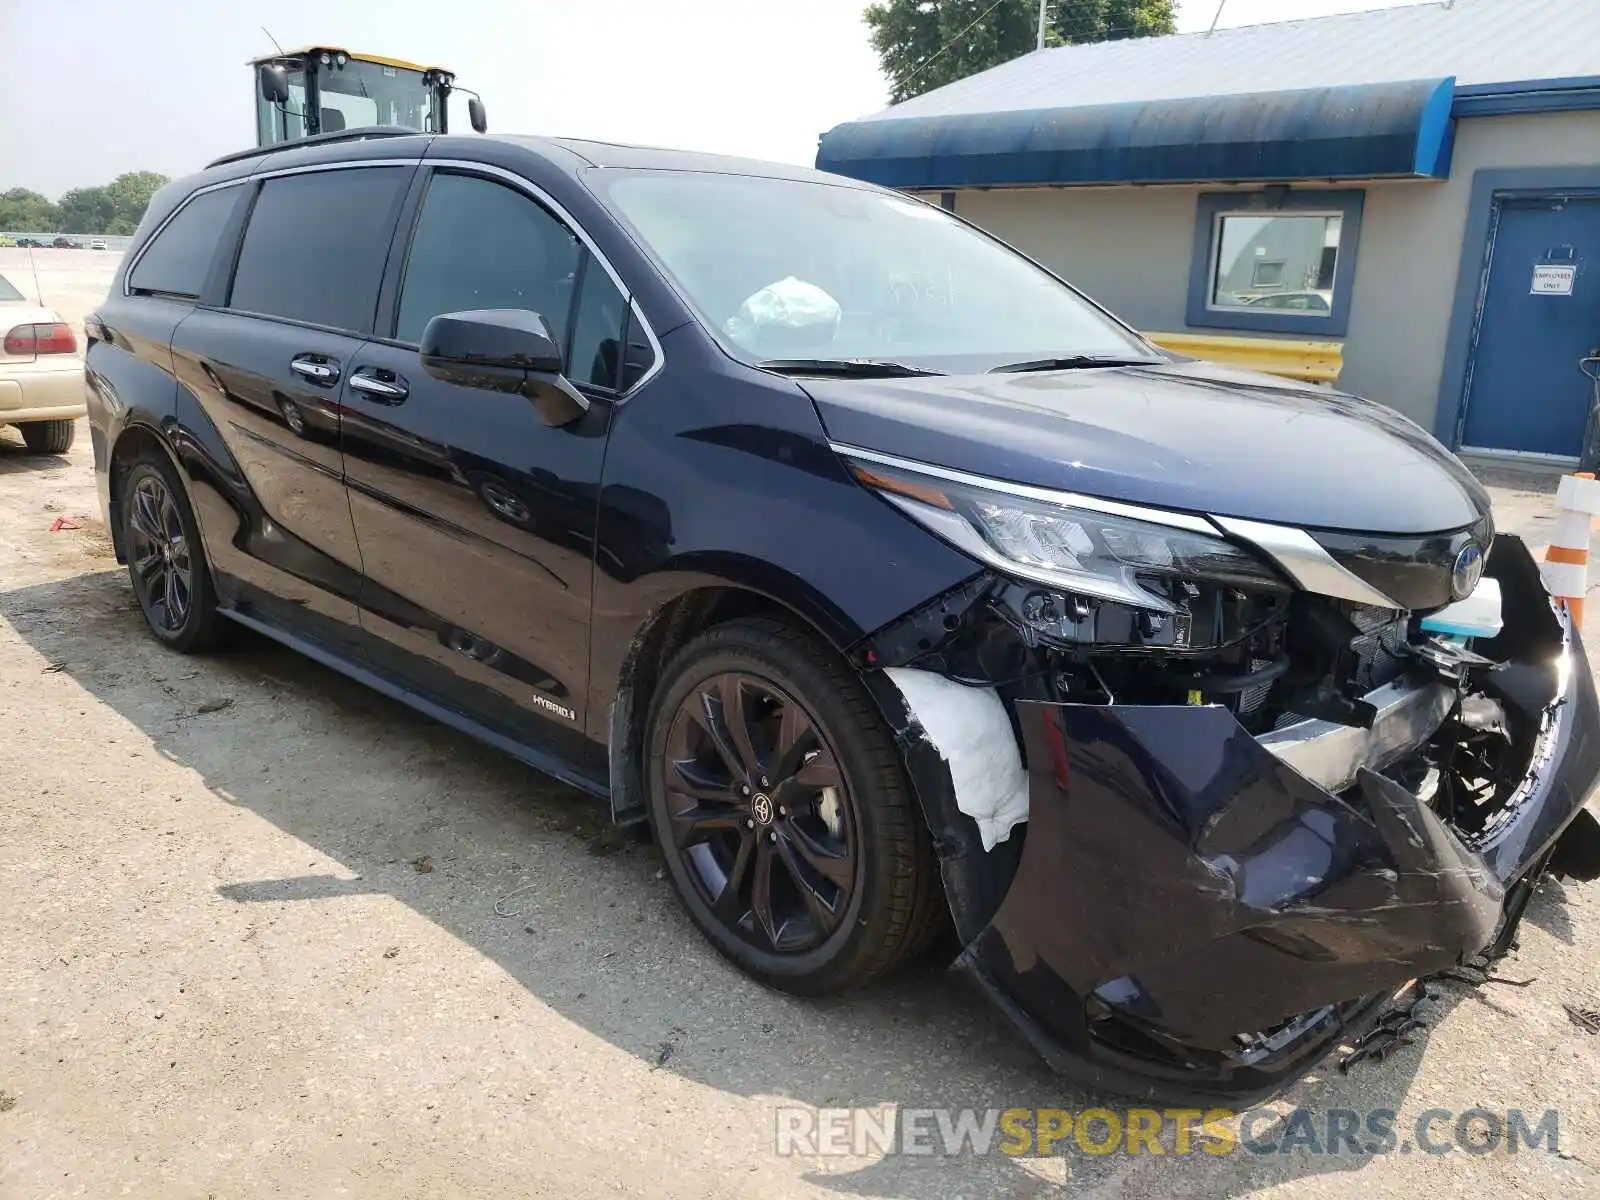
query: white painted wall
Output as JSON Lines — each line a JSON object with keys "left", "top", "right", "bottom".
{"left": 945, "top": 111, "right": 1600, "bottom": 433}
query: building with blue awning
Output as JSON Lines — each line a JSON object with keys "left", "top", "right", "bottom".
{"left": 817, "top": 0, "right": 1600, "bottom": 461}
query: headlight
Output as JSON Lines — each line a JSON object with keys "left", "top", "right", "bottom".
{"left": 846, "top": 454, "right": 1285, "bottom": 611}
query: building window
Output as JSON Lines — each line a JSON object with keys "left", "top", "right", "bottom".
{"left": 1186, "top": 190, "right": 1364, "bottom": 336}
{"left": 1214, "top": 215, "right": 1338, "bottom": 311}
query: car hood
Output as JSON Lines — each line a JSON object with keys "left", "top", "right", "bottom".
{"left": 803, "top": 359, "right": 1490, "bottom": 535}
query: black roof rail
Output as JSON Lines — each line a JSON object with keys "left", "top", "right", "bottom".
{"left": 206, "top": 126, "right": 430, "bottom": 169}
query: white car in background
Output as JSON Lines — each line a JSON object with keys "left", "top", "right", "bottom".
{"left": 88, "top": 239, "right": 108, "bottom": 251}
{"left": 0, "top": 271, "right": 84, "bottom": 454}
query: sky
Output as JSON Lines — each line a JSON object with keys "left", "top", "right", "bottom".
{"left": 1, "top": 0, "right": 1432, "bottom": 197}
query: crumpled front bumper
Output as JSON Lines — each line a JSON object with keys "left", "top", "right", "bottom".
{"left": 949, "top": 537, "right": 1600, "bottom": 1103}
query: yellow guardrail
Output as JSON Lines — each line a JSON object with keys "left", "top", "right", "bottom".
{"left": 1145, "top": 332, "right": 1343, "bottom": 386}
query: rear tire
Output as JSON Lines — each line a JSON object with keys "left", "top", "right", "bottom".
{"left": 19, "top": 419, "right": 75, "bottom": 455}
{"left": 644, "top": 617, "right": 945, "bottom": 996}
{"left": 119, "top": 453, "right": 227, "bottom": 654}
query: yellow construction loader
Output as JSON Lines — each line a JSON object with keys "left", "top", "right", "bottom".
{"left": 252, "top": 46, "right": 486, "bottom": 147}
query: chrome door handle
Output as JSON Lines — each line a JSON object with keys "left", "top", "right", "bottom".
{"left": 349, "top": 371, "right": 409, "bottom": 402}
{"left": 289, "top": 355, "right": 340, "bottom": 385}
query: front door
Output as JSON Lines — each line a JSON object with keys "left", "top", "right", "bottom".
{"left": 1461, "top": 195, "right": 1600, "bottom": 457}
{"left": 341, "top": 167, "right": 634, "bottom": 764}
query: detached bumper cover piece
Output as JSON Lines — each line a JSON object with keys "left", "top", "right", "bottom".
{"left": 950, "top": 542, "right": 1600, "bottom": 1103}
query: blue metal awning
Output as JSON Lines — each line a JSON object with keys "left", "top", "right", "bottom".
{"left": 816, "top": 77, "right": 1457, "bottom": 189}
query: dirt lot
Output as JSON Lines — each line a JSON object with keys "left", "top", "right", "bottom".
{"left": 1, "top": 249, "right": 1597, "bottom": 1198}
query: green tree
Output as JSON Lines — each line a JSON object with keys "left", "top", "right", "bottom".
{"left": 102, "top": 171, "right": 169, "bottom": 235}
{"left": 866, "top": 0, "right": 1177, "bottom": 104}
{"left": 1058, "top": 0, "right": 1177, "bottom": 42}
{"left": 54, "top": 172, "right": 169, "bottom": 235}
{"left": 0, "top": 188, "right": 61, "bottom": 234}
{"left": 57, "top": 186, "right": 115, "bottom": 235}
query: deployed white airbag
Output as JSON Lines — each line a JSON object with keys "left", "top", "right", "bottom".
{"left": 725, "top": 276, "right": 841, "bottom": 344}
{"left": 884, "top": 668, "right": 1030, "bottom": 851}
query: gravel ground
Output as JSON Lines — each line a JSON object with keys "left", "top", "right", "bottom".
{"left": 1, "top": 249, "right": 1597, "bottom": 1199}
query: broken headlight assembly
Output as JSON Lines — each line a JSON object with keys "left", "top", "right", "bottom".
{"left": 849, "top": 451, "right": 1304, "bottom": 724}
{"left": 847, "top": 451, "right": 1288, "bottom": 630}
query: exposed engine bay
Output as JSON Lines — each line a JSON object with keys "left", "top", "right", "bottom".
{"left": 860, "top": 531, "right": 1600, "bottom": 1102}
{"left": 866, "top": 532, "right": 1574, "bottom": 855}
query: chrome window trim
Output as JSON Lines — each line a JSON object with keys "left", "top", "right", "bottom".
{"left": 828, "top": 443, "right": 1219, "bottom": 534}
{"left": 624, "top": 298, "right": 665, "bottom": 396}
{"left": 122, "top": 160, "right": 421, "bottom": 300}
{"left": 1212, "top": 515, "right": 1403, "bottom": 609}
{"left": 424, "top": 158, "right": 664, "bottom": 397}
{"left": 126, "top": 156, "right": 665, "bottom": 399}
{"left": 253, "top": 158, "right": 423, "bottom": 179}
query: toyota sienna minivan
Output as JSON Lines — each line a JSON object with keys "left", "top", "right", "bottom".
{"left": 85, "top": 127, "right": 1600, "bottom": 1101}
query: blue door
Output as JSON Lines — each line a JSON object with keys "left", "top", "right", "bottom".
{"left": 1461, "top": 196, "right": 1600, "bottom": 456}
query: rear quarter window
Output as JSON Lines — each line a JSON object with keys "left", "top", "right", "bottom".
{"left": 228, "top": 167, "right": 411, "bottom": 333}
{"left": 127, "top": 186, "right": 244, "bottom": 299}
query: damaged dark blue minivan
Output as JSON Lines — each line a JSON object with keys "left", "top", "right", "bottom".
{"left": 86, "top": 128, "right": 1600, "bottom": 1102}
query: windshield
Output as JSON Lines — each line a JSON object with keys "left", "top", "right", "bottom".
{"left": 256, "top": 57, "right": 441, "bottom": 146}
{"left": 0, "top": 274, "right": 25, "bottom": 302}
{"left": 317, "top": 59, "right": 440, "bottom": 133}
{"left": 593, "top": 171, "right": 1155, "bottom": 373}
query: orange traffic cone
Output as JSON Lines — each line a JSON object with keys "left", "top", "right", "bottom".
{"left": 1542, "top": 471, "right": 1600, "bottom": 626}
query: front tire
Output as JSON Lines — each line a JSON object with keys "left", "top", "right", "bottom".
{"left": 119, "top": 454, "right": 227, "bottom": 653}
{"left": 19, "top": 419, "right": 75, "bottom": 454}
{"left": 645, "top": 617, "right": 944, "bottom": 995}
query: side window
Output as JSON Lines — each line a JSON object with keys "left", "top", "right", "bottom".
{"left": 395, "top": 172, "right": 582, "bottom": 346}
{"left": 128, "top": 187, "right": 243, "bottom": 299}
{"left": 229, "top": 167, "right": 409, "bottom": 332}
{"left": 567, "top": 257, "right": 628, "bottom": 390}
{"left": 619, "top": 307, "right": 658, "bottom": 392}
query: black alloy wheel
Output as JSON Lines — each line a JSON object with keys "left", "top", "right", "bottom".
{"left": 646, "top": 618, "right": 945, "bottom": 995}
{"left": 127, "top": 473, "right": 193, "bottom": 633}
{"left": 120, "top": 455, "right": 227, "bottom": 653}
{"left": 662, "top": 671, "right": 858, "bottom": 955}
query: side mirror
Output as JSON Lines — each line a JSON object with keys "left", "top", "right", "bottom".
{"left": 468, "top": 96, "right": 488, "bottom": 134}
{"left": 258, "top": 64, "right": 290, "bottom": 105}
{"left": 420, "top": 308, "right": 589, "bottom": 427}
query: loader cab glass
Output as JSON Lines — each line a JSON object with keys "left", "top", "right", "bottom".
{"left": 253, "top": 52, "right": 447, "bottom": 148}
{"left": 255, "top": 64, "right": 308, "bottom": 145}
{"left": 315, "top": 58, "right": 440, "bottom": 135}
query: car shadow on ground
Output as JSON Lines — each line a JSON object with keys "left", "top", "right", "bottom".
{"left": 0, "top": 430, "right": 73, "bottom": 474}
{"left": 1, "top": 567, "right": 1538, "bottom": 1198}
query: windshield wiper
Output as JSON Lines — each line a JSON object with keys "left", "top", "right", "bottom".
{"left": 987, "top": 355, "right": 1163, "bottom": 373}
{"left": 757, "top": 358, "right": 945, "bottom": 378}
